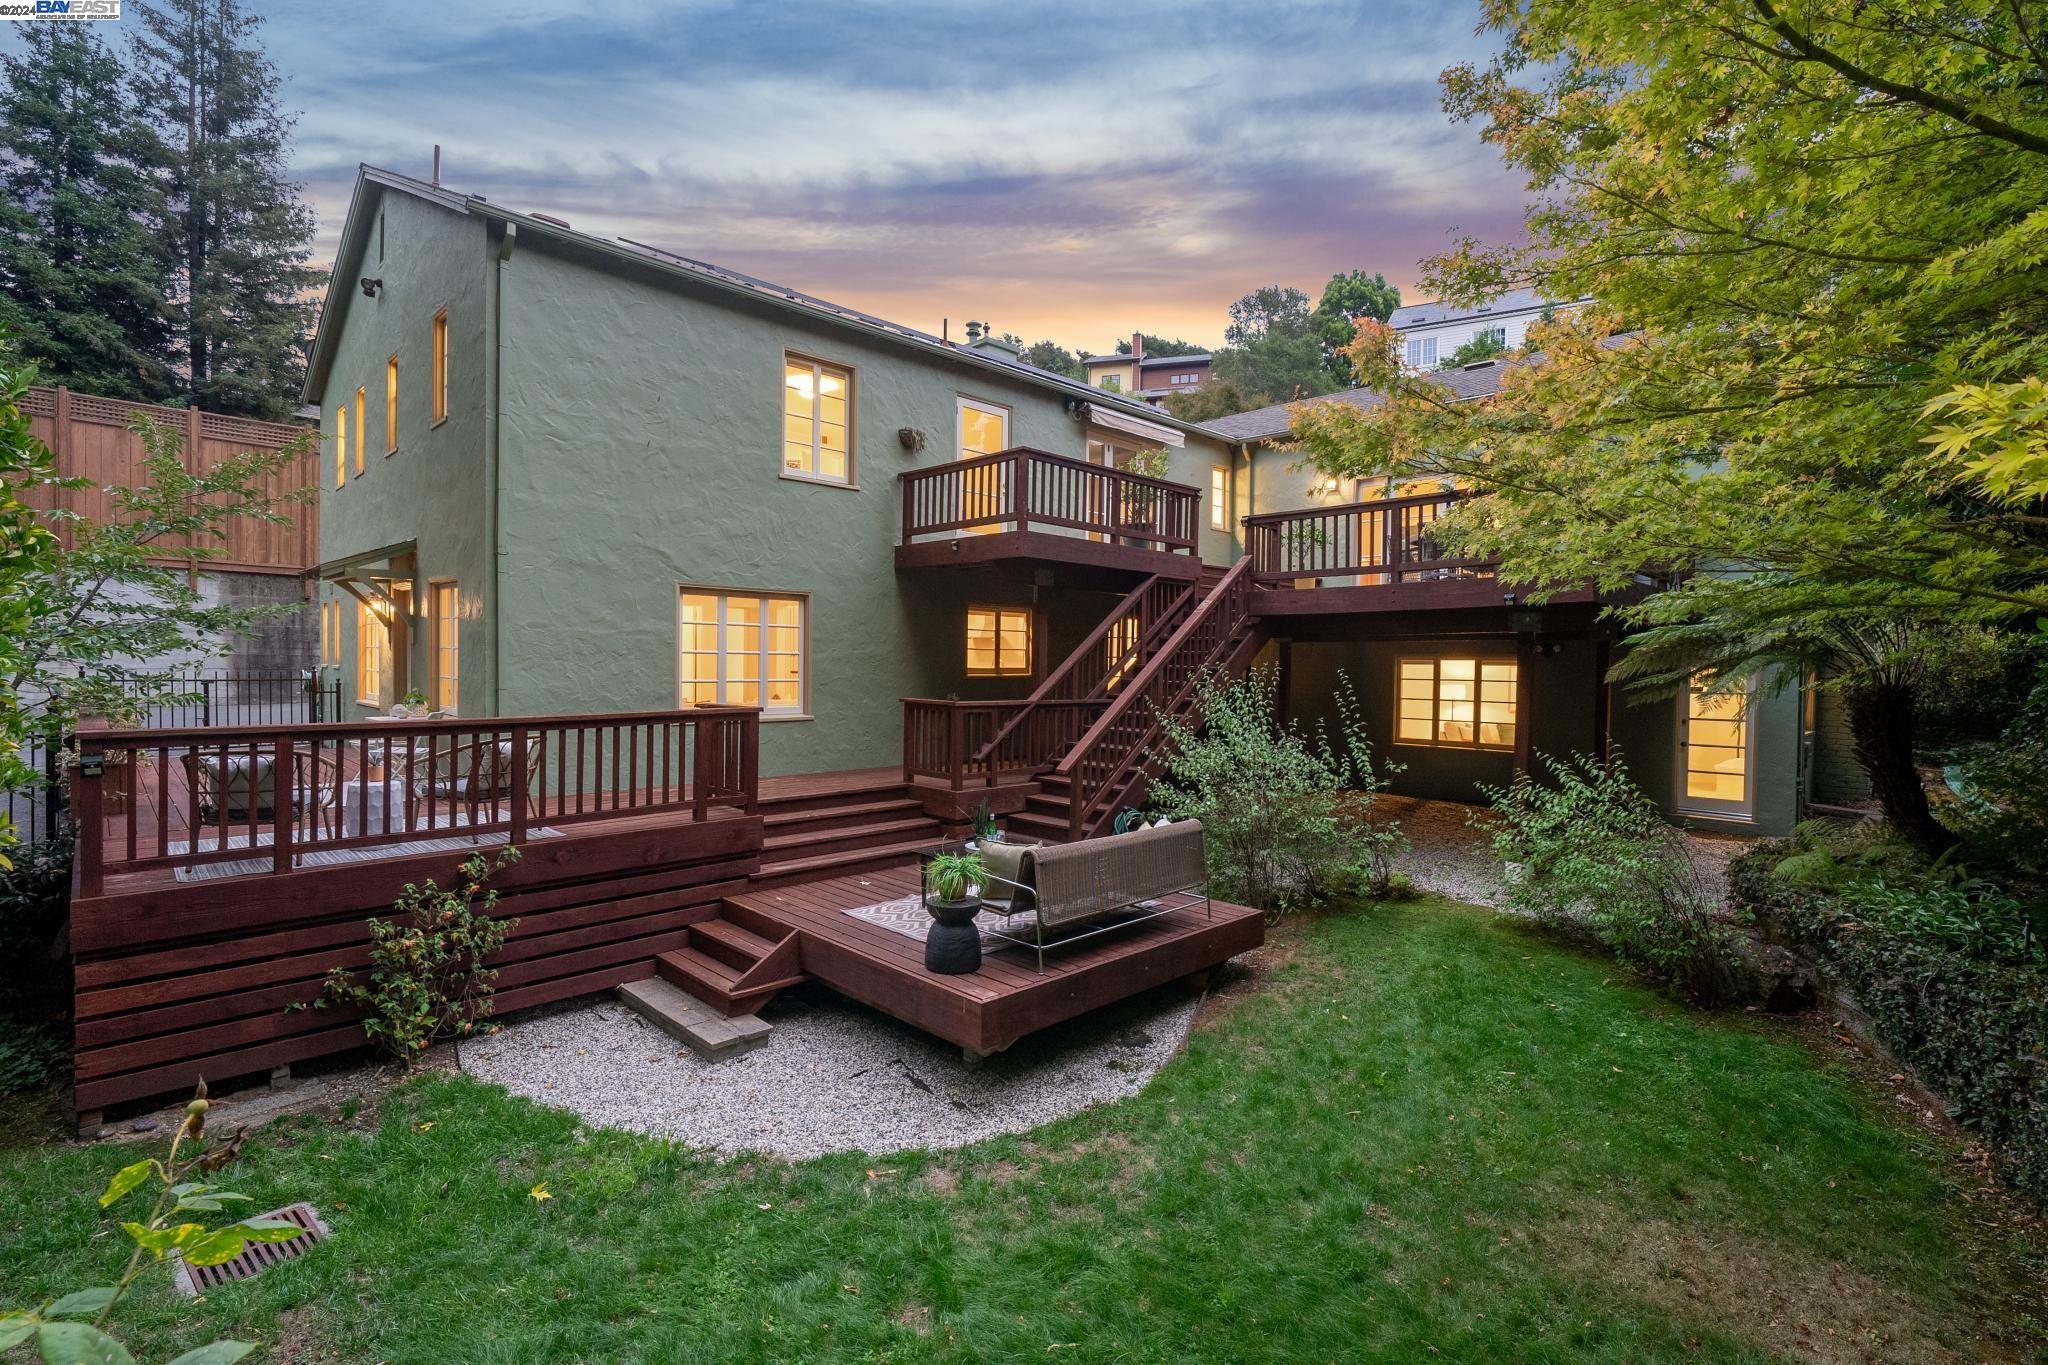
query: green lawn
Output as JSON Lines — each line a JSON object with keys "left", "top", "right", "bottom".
{"left": 2, "top": 900, "right": 2039, "bottom": 1363}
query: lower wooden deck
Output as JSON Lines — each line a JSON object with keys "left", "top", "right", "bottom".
{"left": 731, "top": 862, "right": 1264, "bottom": 1055}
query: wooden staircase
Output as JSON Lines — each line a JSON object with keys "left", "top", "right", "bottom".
{"left": 752, "top": 770, "right": 949, "bottom": 887}
{"left": 655, "top": 898, "right": 809, "bottom": 1016}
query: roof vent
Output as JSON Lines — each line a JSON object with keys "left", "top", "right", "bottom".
{"left": 529, "top": 212, "right": 572, "bottom": 229}
{"left": 170, "top": 1203, "right": 329, "bottom": 1296}
{"left": 1462, "top": 359, "right": 1499, "bottom": 371}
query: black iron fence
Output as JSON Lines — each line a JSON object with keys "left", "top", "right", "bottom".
{"left": 3, "top": 672, "right": 343, "bottom": 851}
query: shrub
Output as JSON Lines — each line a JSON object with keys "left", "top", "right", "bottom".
{"left": 1482, "top": 752, "right": 1743, "bottom": 1004}
{"left": 1736, "top": 850, "right": 2048, "bottom": 1205}
{"left": 1148, "top": 665, "right": 1405, "bottom": 916}
{"left": 0, "top": 829, "right": 71, "bottom": 1019}
{"left": 308, "top": 848, "right": 519, "bottom": 1064}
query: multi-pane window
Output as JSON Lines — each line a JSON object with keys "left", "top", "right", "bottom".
{"left": 1098, "top": 375, "right": 1121, "bottom": 392}
{"left": 966, "top": 605, "right": 1032, "bottom": 677}
{"left": 353, "top": 387, "right": 365, "bottom": 475}
{"left": 1104, "top": 615, "right": 1139, "bottom": 690}
{"left": 1476, "top": 325, "right": 1507, "bottom": 348}
{"left": 430, "top": 582, "right": 460, "bottom": 713}
{"left": 384, "top": 356, "right": 399, "bottom": 453}
{"left": 680, "top": 590, "right": 804, "bottom": 713}
{"left": 432, "top": 309, "right": 449, "bottom": 424}
{"left": 1405, "top": 335, "right": 1438, "bottom": 368}
{"left": 1397, "top": 657, "right": 1517, "bottom": 750}
{"left": 333, "top": 404, "right": 346, "bottom": 488}
{"left": 1680, "top": 673, "right": 1752, "bottom": 809}
{"left": 1210, "top": 466, "right": 1228, "bottom": 530}
{"left": 783, "top": 356, "right": 851, "bottom": 482}
{"left": 356, "top": 599, "right": 388, "bottom": 705}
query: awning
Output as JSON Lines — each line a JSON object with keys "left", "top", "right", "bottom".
{"left": 308, "top": 540, "right": 415, "bottom": 613}
{"left": 1087, "top": 405, "right": 1185, "bottom": 448}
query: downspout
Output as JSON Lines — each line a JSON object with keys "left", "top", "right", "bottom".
{"left": 487, "top": 221, "right": 517, "bottom": 715}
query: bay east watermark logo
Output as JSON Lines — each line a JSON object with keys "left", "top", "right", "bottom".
{"left": 1, "top": 0, "right": 121, "bottom": 17}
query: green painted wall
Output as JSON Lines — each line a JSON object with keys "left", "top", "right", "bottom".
{"left": 315, "top": 190, "right": 496, "bottom": 717}
{"left": 490, "top": 236, "right": 1235, "bottom": 776}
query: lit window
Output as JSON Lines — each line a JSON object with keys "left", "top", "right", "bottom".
{"left": 783, "top": 356, "right": 851, "bottom": 483}
{"left": 356, "top": 599, "right": 389, "bottom": 705}
{"left": 1397, "top": 657, "right": 1517, "bottom": 750}
{"left": 1104, "top": 615, "right": 1139, "bottom": 690}
{"left": 1405, "top": 336, "right": 1438, "bottom": 368}
{"left": 320, "top": 599, "right": 341, "bottom": 667}
{"left": 1680, "top": 673, "right": 1752, "bottom": 809}
{"left": 385, "top": 356, "right": 399, "bottom": 453}
{"left": 1210, "top": 466, "right": 1228, "bottom": 530}
{"left": 680, "top": 590, "right": 805, "bottom": 714}
{"left": 966, "top": 605, "right": 1032, "bottom": 677}
{"left": 333, "top": 404, "right": 346, "bottom": 488}
{"left": 957, "top": 396, "right": 1008, "bottom": 458}
{"left": 353, "top": 387, "right": 365, "bottom": 475}
{"left": 432, "top": 309, "right": 449, "bottom": 424}
{"left": 430, "top": 582, "right": 460, "bottom": 713}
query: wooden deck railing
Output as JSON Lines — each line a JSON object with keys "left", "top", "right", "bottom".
{"left": 900, "top": 446, "right": 1200, "bottom": 553}
{"left": 71, "top": 707, "right": 760, "bottom": 895}
{"left": 1242, "top": 490, "right": 1496, "bottom": 584}
{"left": 1056, "top": 556, "right": 1260, "bottom": 839}
{"left": 901, "top": 698, "right": 1109, "bottom": 790}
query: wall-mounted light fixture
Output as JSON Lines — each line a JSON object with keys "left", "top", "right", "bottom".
{"left": 897, "top": 427, "right": 927, "bottom": 453}
{"left": 359, "top": 277, "right": 384, "bottom": 298}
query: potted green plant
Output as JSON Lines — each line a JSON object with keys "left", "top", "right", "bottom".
{"left": 973, "top": 798, "right": 1001, "bottom": 844}
{"left": 923, "top": 850, "right": 989, "bottom": 974}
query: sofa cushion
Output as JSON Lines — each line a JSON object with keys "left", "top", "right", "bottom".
{"left": 977, "top": 839, "right": 1034, "bottom": 909}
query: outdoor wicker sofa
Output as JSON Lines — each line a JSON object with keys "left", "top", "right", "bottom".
{"left": 978, "top": 818, "right": 1210, "bottom": 971}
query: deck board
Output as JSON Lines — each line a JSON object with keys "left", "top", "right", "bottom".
{"left": 731, "top": 862, "right": 1264, "bottom": 1054}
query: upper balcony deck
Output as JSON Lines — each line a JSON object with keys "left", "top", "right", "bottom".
{"left": 896, "top": 446, "right": 1203, "bottom": 586}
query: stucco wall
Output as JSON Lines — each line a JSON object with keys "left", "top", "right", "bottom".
{"left": 492, "top": 238, "right": 1230, "bottom": 776}
{"left": 316, "top": 191, "right": 495, "bottom": 715}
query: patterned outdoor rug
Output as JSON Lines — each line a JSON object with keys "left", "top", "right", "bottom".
{"left": 171, "top": 826, "right": 561, "bottom": 882}
{"left": 841, "top": 894, "right": 1159, "bottom": 946}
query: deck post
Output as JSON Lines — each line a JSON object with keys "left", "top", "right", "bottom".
{"left": 509, "top": 724, "right": 530, "bottom": 845}
{"left": 741, "top": 711, "right": 760, "bottom": 814}
{"left": 271, "top": 735, "right": 294, "bottom": 875}
{"left": 691, "top": 715, "right": 712, "bottom": 820}
{"left": 1011, "top": 450, "right": 1029, "bottom": 536}
{"left": 948, "top": 705, "right": 965, "bottom": 790}
{"left": 72, "top": 726, "right": 106, "bottom": 899}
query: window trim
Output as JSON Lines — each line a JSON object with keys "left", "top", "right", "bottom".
{"left": 676, "top": 585, "right": 810, "bottom": 718}
{"left": 1210, "top": 465, "right": 1228, "bottom": 530}
{"left": 1394, "top": 655, "right": 1519, "bottom": 752}
{"left": 965, "top": 602, "right": 1035, "bottom": 679}
{"left": 355, "top": 599, "right": 389, "bottom": 706}
{"left": 956, "top": 393, "right": 1011, "bottom": 459}
{"left": 352, "top": 387, "right": 365, "bottom": 476}
{"left": 431, "top": 308, "right": 449, "bottom": 426}
{"left": 333, "top": 405, "right": 346, "bottom": 488}
{"left": 384, "top": 354, "right": 399, "bottom": 455}
{"left": 320, "top": 598, "right": 341, "bottom": 667}
{"left": 780, "top": 352, "right": 855, "bottom": 488}
{"left": 428, "top": 579, "right": 460, "bottom": 714}
{"left": 1674, "top": 671, "right": 1757, "bottom": 821}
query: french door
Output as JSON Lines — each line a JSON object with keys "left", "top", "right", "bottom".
{"left": 1676, "top": 673, "right": 1756, "bottom": 820}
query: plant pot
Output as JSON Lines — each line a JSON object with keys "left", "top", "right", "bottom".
{"left": 924, "top": 895, "right": 984, "bottom": 974}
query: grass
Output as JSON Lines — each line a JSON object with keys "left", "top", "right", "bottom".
{"left": 1, "top": 898, "right": 2040, "bottom": 1363}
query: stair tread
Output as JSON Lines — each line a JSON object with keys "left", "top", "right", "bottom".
{"left": 658, "top": 945, "right": 742, "bottom": 988}
{"left": 692, "top": 917, "right": 778, "bottom": 961}
{"left": 762, "top": 816, "right": 939, "bottom": 853}
{"left": 759, "top": 836, "right": 941, "bottom": 877}
{"left": 762, "top": 797, "right": 922, "bottom": 828}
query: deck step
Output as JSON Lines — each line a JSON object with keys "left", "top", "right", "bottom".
{"left": 763, "top": 797, "right": 924, "bottom": 835}
{"left": 690, "top": 917, "right": 778, "bottom": 970}
{"left": 763, "top": 816, "right": 941, "bottom": 860}
{"left": 749, "top": 835, "right": 937, "bottom": 889}
{"left": 616, "top": 977, "right": 771, "bottom": 1060}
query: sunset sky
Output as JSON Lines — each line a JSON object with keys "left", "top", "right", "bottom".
{"left": 28, "top": 0, "right": 1531, "bottom": 353}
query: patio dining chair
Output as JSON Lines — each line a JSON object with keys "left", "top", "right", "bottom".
{"left": 181, "top": 747, "right": 343, "bottom": 837}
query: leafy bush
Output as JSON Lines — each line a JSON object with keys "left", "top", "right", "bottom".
{"left": 0, "top": 829, "right": 71, "bottom": 1019}
{"left": 308, "top": 849, "right": 519, "bottom": 1063}
{"left": 1, "top": 1081, "right": 305, "bottom": 1362}
{"left": 0, "top": 1015, "right": 63, "bottom": 1094}
{"left": 1735, "top": 850, "right": 2048, "bottom": 1205}
{"left": 1148, "top": 665, "right": 1405, "bottom": 916}
{"left": 1482, "top": 752, "right": 1743, "bottom": 1004}
{"left": 1952, "top": 658, "right": 2048, "bottom": 880}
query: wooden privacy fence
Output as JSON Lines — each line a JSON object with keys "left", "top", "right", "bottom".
{"left": 19, "top": 385, "right": 316, "bottom": 575}
{"left": 899, "top": 446, "right": 1200, "bottom": 553}
{"left": 1242, "top": 490, "right": 1495, "bottom": 584}
{"left": 72, "top": 707, "right": 760, "bottom": 895}
{"left": 67, "top": 707, "right": 765, "bottom": 1121}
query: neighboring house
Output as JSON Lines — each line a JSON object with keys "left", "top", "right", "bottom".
{"left": 305, "top": 166, "right": 1803, "bottom": 838}
{"left": 1388, "top": 288, "right": 1585, "bottom": 371}
{"left": 1082, "top": 333, "right": 1213, "bottom": 404}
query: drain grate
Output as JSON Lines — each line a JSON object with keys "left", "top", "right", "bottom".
{"left": 170, "top": 1202, "right": 329, "bottom": 1296}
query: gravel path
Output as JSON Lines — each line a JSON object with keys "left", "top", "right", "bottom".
{"left": 459, "top": 982, "right": 1199, "bottom": 1160}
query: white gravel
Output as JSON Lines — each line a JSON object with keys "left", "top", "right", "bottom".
{"left": 458, "top": 983, "right": 1199, "bottom": 1159}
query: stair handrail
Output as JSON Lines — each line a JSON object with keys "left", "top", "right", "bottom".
{"left": 1053, "top": 556, "right": 1258, "bottom": 836}
{"left": 970, "top": 577, "right": 1196, "bottom": 769}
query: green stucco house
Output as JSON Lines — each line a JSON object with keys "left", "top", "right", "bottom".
{"left": 303, "top": 165, "right": 1803, "bottom": 841}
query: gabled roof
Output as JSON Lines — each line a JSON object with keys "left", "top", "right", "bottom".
{"left": 1198, "top": 358, "right": 1510, "bottom": 443}
{"left": 1388, "top": 287, "right": 1567, "bottom": 331}
{"left": 302, "top": 166, "right": 1224, "bottom": 441}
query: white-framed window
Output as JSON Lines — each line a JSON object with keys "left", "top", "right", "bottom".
{"left": 957, "top": 395, "right": 1009, "bottom": 459}
{"left": 1405, "top": 335, "right": 1438, "bottom": 368}
{"left": 356, "top": 599, "right": 389, "bottom": 705}
{"left": 1475, "top": 325, "right": 1506, "bottom": 348}
{"left": 1098, "top": 374, "right": 1121, "bottom": 392}
{"left": 1677, "top": 672, "right": 1755, "bottom": 818}
{"left": 430, "top": 581, "right": 460, "bottom": 713}
{"left": 966, "top": 604, "right": 1032, "bottom": 677}
{"left": 680, "top": 589, "right": 805, "bottom": 714}
{"left": 1171, "top": 372, "right": 1198, "bottom": 386}
{"left": 1396, "top": 657, "right": 1517, "bottom": 750}
{"left": 1210, "top": 466, "right": 1228, "bottom": 530}
{"left": 783, "top": 355, "right": 851, "bottom": 483}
